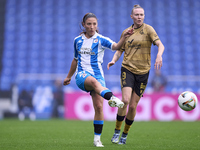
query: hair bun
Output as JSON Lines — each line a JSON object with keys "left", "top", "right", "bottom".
{"left": 134, "top": 4, "right": 141, "bottom": 8}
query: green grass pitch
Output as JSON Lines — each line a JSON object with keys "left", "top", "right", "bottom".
{"left": 0, "top": 119, "right": 200, "bottom": 150}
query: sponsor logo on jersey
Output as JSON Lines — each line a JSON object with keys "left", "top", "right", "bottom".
{"left": 128, "top": 39, "right": 134, "bottom": 44}
{"left": 79, "top": 47, "right": 95, "bottom": 55}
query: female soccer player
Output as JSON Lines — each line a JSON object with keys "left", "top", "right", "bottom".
{"left": 63, "top": 13, "right": 133, "bottom": 147}
{"left": 107, "top": 5, "right": 165, "bottom": 144}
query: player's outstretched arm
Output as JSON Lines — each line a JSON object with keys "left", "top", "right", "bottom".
{"left": 112, "top": 28, "right": 134, "bottom": 50}
{"left": 107, "top": 50, "right": 123, "bottom": 70}
{"left": 63, "top": 58, "right": 78, "bottom": 85}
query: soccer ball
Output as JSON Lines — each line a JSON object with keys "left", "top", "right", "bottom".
{"left": 178, "top": 91, "right": 198, "bottom": 111}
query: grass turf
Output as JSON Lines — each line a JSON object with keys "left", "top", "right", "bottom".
{"left": 0, "top": 119, "right": 200, "bottom": 150}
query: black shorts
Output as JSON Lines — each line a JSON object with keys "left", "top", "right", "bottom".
{"left": 120, "top": 67, "right": 149, "bottom": 97}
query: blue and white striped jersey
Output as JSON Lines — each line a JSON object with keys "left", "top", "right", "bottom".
{"left": 74, "top": 32, "right": 115, "bottom": 77}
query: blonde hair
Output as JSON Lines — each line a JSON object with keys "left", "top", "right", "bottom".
{"left": 131, "top": 4, "right": 144, "bottom": 14}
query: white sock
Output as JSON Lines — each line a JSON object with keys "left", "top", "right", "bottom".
{"left": 94, "top": 135, "right": 101, "bottom": 141}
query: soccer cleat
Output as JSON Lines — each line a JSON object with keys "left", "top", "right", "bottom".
{"left": 93, "top": 140, "right": 104, "bottom": 147}
{"left": 108, "top": 96, "right": 124, "bottom": 108}
{"left": 111, "top": 133, "right": 120, "bottom": 144}
{"left": 118, "top": 137, "right": 127, "bottom": 145}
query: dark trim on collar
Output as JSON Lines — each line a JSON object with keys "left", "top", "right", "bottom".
{"left": 132, "top": 23, "right": 144, "bottom": 29}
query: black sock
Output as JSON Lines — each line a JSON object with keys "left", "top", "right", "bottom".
{"left": 125, "top": 118, "right": 134, "bottom": 125}
{"left": 100, "top": 89, "right": 113, "bottom": 100}
{"left": 117, "top": 114, "right": 126, "bottom": 121}
{"left": 122, "top": 132, "right": 128, "bottom": 138}
{"left": 93, "top": 120, "right": 104, "bottom": 135}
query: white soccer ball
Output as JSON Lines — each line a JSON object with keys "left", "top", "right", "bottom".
{"left": 178, "top": 91, "right": 198, "bottom": 111}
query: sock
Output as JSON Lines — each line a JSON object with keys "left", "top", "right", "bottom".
{"left": 123, "top": 118, "right": 134, "bottom": 134}
{"left": 94, "top": 134, "right": 101, "bottom": 141}
{"left": 100, "top": 89, "right": 113, "bottom": 100}
{"left": 93, "top": 120, "right": 104, "bottom": 136}
{"left": 114, "top": 128, "right": 120, "bottom": 134}
{"left": 121, "top": 132, "right": 128, "bottom": 138}
{"left": 115, "top": 114, "right": 126, "bottom": 131}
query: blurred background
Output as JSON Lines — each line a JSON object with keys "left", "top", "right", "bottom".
{"left": 0, "top": 0, "right": 199, "bottom": 120}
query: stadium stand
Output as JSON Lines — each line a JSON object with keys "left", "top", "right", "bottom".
{"left": 0, "top": 0, "right": 200, "bottom": 93}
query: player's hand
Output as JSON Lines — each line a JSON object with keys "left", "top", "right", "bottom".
{"left": 154, "top": 55, "right": 162, "bottom": 70}
{"left": 123, "top": 28, "right": 134, "bottom": 38}
{"left": 63, "top": 77, "right": 71, "bottom": 85}
{"left": 107, "top": 61, "right": 115, "bottom": 70}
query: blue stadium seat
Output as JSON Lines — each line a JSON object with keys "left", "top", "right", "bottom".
{"left": 1, "top": 0, "right": 199, "bottom": 92}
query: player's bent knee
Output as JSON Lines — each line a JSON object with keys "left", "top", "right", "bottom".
{"left": 122, "top": 97, "right": 130, "bottom": 106}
